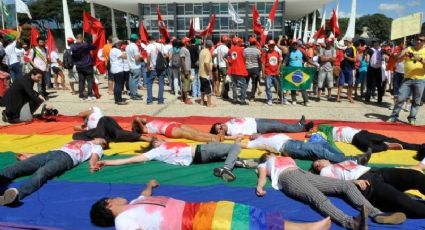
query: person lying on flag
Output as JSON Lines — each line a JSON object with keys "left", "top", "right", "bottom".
{"left": 90, "top": 179, "right": 332, "bottom": 230}
{"left": 314, "top": 124, "right": 425, "bottom": 155}
{"left": 73, "top": 106, "right": 104, "bottom": 131}
{"left": 236, "top": 133, "right": 372, "bottom": 166}
{"left": 311, "top": 158, "right": 425, "bottom": 218}
{"left": 131, "top": 117, "right": 228, "bottom": 142}
{"left": 96, "top": 137, "right": 241, "bottom": 182}
{"left": 209, "top": 116, "right": 314, "bottom": 138}
{"left": 0, "top": 138, "right": 107, "bottom": 206}
{"left": 256, "top": 153, "right": 406, "bottom": 229}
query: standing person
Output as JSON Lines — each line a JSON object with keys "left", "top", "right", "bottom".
{"left": 389, "top": 34, "right": 425, "bottom": 125}
{"left": 0, "top": 138, "right": 107, "bottom": 206}
{"left": 5, "top": 31, "right": 22, "bottom": 81}
{"left": 29, "top": 36, "right": 49, "bottom": 99}
{"left": 354, "top": 46, "right": 368, "bottom": 99}
{"left": 256, "top": 153, "right": 406, "bottom": 229}
{"left": 285, "top": 40, "right": 310, "bottom": 106}
{"left": 70, "top": 34, "right": 96, "bottom": 101}
{"left": 125, "top": 34, "right": 143, "bottom": 100}
{"left": 392, "top": 44, "right": 405, "bottom": 105}
{"left": 317, "top": 38, "right": 336, "bottom": 101}
{"left": 179, "top": 37, "right": 193, "bottom": 104}
{"left": 90, "top": 179, "right": 332, "bottom": 230}
{"left": 263, "top": 40, "right": 284, "bottom": 105}
{"left": 103, "top": 36, "right": 114, "bottom": 95}
{"left": 1, "top": 68, "right": 45, "bottom": 123}
{"left": 189, "top": 38, "right": 200, "bottom": 99}
{"left": 50, "top": 48, "right": 68, "bottom": 90}
{"left": 336, "top": 37, "right": 356, "bottom": 103}
{"left": 365, "top": 39, "right": 384, "bottom": 103}
{"left": 228, "top": 37, "right": 248, "bottom": 105}
{"left": 244, "top": 36, "right": 262, "bottom": 102}
{"left": 169, "top": 39, "right": 182, "bottom": 96}
{"left": 109, "top": 38, "right": 127, "bottom": 105}
{"left": 198, "top": 40, "right": 214, "bottom": 107}
{"left": 146, "top": 36, "right": 166, "bottom": 105}
{"left": 64, "top": 38, "right": 78, "bottom": 95}
{"left": 214, "top": 35, "right": 230, "bottom": 99}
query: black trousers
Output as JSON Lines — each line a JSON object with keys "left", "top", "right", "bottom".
{"left": 352, "top": 130, "right": 422, "bottom": 152}
{"left": 77, "top": 65, "right": 94, "bottom": 98}
{"left": 72, "top": 116, "right": 141, "bottom": 142}
{"left": 246, "top": 67, "right": 260, "bottom": 99}
{"left": 360, "top": 168, "right": 425, "bottom": 218}
{"left": 365, "top": 67, "right": 385, "bottom": 102}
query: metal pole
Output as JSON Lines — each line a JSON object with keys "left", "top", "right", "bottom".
{"left": 111, "top": 8, "right": 117, "bottom": 37}
{"left": 1, "top": 1, "right": 5, "bottom": 30}
{"left": 126, "top": 12, "right": 131, "bottom": 39}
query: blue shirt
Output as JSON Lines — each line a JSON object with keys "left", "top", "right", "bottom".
{"left": 70, "top": 43, "right": 97, "bottom": 68}
{"left": 288, "top": 50, "right": 303, "bottom": 67}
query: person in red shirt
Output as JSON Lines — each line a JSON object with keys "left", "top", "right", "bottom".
{"left": 228, "top": 37, "right": 248, "bottom": 105}
{"left": 262, "top": 40, "right": 284, "bottom": 105}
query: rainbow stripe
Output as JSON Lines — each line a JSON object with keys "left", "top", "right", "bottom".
{"left": 181, "top": 201, "right": 284, "bottom": 230}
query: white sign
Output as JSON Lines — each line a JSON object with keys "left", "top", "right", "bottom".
{"left": 391, "top": 12, "right": 423, "bottom": 40}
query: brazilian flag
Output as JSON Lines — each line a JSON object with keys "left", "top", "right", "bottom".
{"left": 280, "top": 66, "right": 315, "bottom": 90}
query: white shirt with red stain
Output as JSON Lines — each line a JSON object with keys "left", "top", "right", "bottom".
{"left": 59, "top": 140, "right": 103, "bottom": 166}
{"left": 332, "top": 126, "right": 361, "bottom": 143}
{"left": 144, "top": 142, "right": 193, "bottom": 166}
{"left": 320, "top": 160, "right": 370, "bottom": 180}
{"left": 247, "top": 133, "right": 291, "bottom": 153}
{"left": 146, "top": 119, "right": 180, "bottom": 135}
{"left": 225, "top": 117, "right": 257, "bottom": 136}
{"left": 258, "top": 156, "right": 297, "bottom": 190}
{"left": 86, "top": 107, "right": 104, "bottom": 130}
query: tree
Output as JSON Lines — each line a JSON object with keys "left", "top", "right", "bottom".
{"left": 356, "top": 14, "right": 392, "bottom": 41}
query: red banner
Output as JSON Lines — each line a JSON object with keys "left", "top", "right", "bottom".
{"left": 328, "top": 9, "right": 340, "bottom": 38}
{"left": 139, "top": 21, "right": 149, "bottom": 45}
{"left": 198, "top": 14, "right": 216, "bottom": 37}
{"left": 260, "top": 0, "right": 279, "bottom": 46}
{"left": 188, "top": 18, "right": 196, "bottom": 38}
{"left": 157, "top": 6, "right": 169, "bottom": 40}
{"left": 252, "top": 6, "right": 262, "bottom": 35}
{"left": 30, "top": 27, "right": 39, "bottom": 47}
{"left": 46, "top": 29, "right": 56, "bottom": 56}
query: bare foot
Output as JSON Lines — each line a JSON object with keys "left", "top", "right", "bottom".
{"left": 16, "top": 153, "right": 31, "bottom": 161}
{"left": 307, "top": 217, "right": 331, "bottom": 230}
{"left": 71, "top": 91, "right": 77, "bottom": 95}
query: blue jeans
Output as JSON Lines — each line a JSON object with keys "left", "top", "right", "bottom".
{"left": 392, "top": 72, "right": 404, "bottom": 96}
{"left": 283, "top": 140, "right": 354, "bottom": 163}
{"left": 265, "top": 76, "right": 283, "bottom": 103}
{"left": 191, "top": 68, "right": 200, "bottom": 97}
{"left": 231, "top": 75, "right": 248, "bottom": 102}
{"left": 391, "top": 78, "right": 425, "bottom": 120}
{"left": 129, "top": 68, "right": 141, "bottom": 97}
{"left": 139, "top": 62, "right": 147, "bottom": 87}
{"left": 255, "top": 119, "right": 304, "bottom": 133}
{"left": 146, "top": 70, "right": 165, "bottom": 104}
{"left": 9, "top": 62, "right": 22, "bottom": 81}
{"left": 0, "top": 150, "right": 73, "bottom": 200}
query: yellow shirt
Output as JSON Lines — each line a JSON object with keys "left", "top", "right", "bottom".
{"left": 198, "top": 48, "right": 212, "bottom": 78}
{"left": 404, "top": 47, "right": 425, "bottom": 80}
{"left": 102, "top": 44, "right": 113, "bottom": 62}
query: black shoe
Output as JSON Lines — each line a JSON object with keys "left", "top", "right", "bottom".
{"left": 213, "top": 167, "right": 236, "bottom": 182}
{"left": 0, "top": 188, "right": 19, "bottom": 206}
{"left": 355, "top": 147, "right": 372, "bottom": 165}
{"left": 1, "top": 110, "right": 7, "bottom": 122}
{"left": 240, "top": 101, "right": 249, "bottom": 106}
{"left": 303, "top": 121, "right": 314, "bottom": 132}
{"left": 299, "top": 115, "right": 306, "bottom": 126}
{"left": 373, "top": 212, "right": 406, "bottom": 225}
{"left": 40, "top": 104, "right": 47, "bottom": 116}
{"left": 130, "top": 96, "right": 143, "bottom": 100}
{"left": 235, "top": 159, "right": 258, "bottom": 169}
{"left": 353, "top": 205, "right": 368, "bottom": 230}
{"left": 414, "top": 147, "right": 425, "bottom": 161}
{"left": 115, "top": 101, "right": 128, "bottom": 105}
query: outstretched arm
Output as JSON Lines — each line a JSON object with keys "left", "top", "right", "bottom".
{"left": 141, "top": 179, "right": 159, "bottom": 197}
{"left": 96, "top": 154, "right": 149, "bottom": 169}
{"left": 256, "top": 167, "right": 268, "bottom": 197}
{"left": 89, "top": 153, "right": 101, "bottom": 173}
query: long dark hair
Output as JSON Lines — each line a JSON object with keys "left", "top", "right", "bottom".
{"left": 210, "top": 123, "right": 221, "bottom": 134}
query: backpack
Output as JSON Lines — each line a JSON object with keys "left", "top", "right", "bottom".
{"left": 171, "top": 49, "right": 181, "bottom": 68}
{"left": 155, "top": 50, "right": 168, "bottom": 73}
{"left": 63, "top": 49, "right": 74, "bottom": 69}
{"left": 369, "top": 48, "right": 382, "bottom": 69}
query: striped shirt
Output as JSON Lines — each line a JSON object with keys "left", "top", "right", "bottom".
{"left": 244, "top": 46, "right": 261, "bottom": 69}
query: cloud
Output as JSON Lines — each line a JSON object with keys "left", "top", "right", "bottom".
{"left": 338, "top": 11, "right": 351, "bottom": 18}
{"left": 407, "top": 0, "right": 421, "bottom": 7}
{"left": 378, "top": 3, "right": 405, "bottom": 16}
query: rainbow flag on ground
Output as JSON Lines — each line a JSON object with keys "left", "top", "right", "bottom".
{"left": 280, "top": 66, "right": 315, "bottom": 90}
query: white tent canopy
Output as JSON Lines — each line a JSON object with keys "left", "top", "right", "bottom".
{"left": 92, "top": 0, "right": 332, "bottom": 20}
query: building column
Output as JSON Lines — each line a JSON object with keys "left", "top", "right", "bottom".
{"left": 111, "top": 8, "right": 117, "bottom": 37}
{"left": 90, "top": 0, "right": 95, "bottom": 16}
{"left": 126, "top": 12, "right": 132, "bottom": 39}
{"left": 173, "top": 3, "right": 177, "bottom": 36}
{"left": 244, "top": 1, "right": 249, "bottom": 40}
{"left": 281, "top": 0, "right": 286, "bottom": 35}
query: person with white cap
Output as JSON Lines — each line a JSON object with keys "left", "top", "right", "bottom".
{"left": 109, "top": 37, "right": 128, "bottom": 105}
{"left": 336, "top": 37, "right": 356, "bottom": 103}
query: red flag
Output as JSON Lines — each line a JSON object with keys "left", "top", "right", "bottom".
{"left": 139, "top": 21, "right": 149, "bottom": 45}
{"left": 313, "top": 26, "right": 326, "bottom": 39}
{"left": 328, "top": 9, "right": 340, "bottom": 38}
{"left": 260, "top": 0, "right": 279, "bottom": 46}
{"left": 188, "top": 18, "right": 196, "bottom": 38}
{"left": 93, "top": 29, "right": 106, "bottom": 74}
{"left": 83, "top": 11, "right": 103, "bottom": 35}
{"left": 30, "top": 26, "right": 39, "bottom": 47}
{"left": 46, "top": 29, "right": 56, "bottom": 57}
{"left": 157, "top": 6, "right": 169, "bottom": 40}
{"left": 252, "top": 6, "right": 262, "bottom": 35}
{"left": 198, "top": 14, "right": 216, "bottom": 37}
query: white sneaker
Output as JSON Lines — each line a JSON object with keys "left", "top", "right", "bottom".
{"left": 292, "top": 101, "right": 297, "bottom": 105}
{"left": 79, "top": 98, "right": 86, "bottom": 101}
{"left": 87, "top": 97, "right": 96, "bottom": 101}
{"left": 304, "top": 103, "right": 311, "bottom": 107}
{"left": 267, "top": 101, "right": 273, "bottom": 106}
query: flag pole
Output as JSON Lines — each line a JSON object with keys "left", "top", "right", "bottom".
{"left": 1, "top": 1, "right": 4, "bottom": 29}
{"left": 15, "top": 9, "right": 18, "bottom": 30}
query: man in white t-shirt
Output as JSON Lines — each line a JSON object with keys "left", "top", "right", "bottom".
{"left": 74, "top": 107, "right": 104, "bottom": 131}
{"left": 90, "top": 179, "right": 332, "bottom": 229}
{"left": 97, "top": 137, "right": 241, "bottom": 182}
{"left": 28, "top": 36, "right": 49, "bottom": 99}
{"left": 49, "top": 49, "right": 67, "bottom": 90}
{"left": 317, "top": 124, "right": 425, "bottom": 153}
{"left": 213, "top": 36, "right": 230, "bottom": 98}
{"left": 5, "top": 32, "right": 22, "bottom": 81}
{"left": 125, "top": 34, "right": 143, "bottom": 100}
{"left": 0, "top": 138, "right": 107, "bottom": 205}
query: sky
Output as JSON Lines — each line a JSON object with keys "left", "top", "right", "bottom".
{"left": 324, "top": 0, "right": 424, "bottom": 19}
